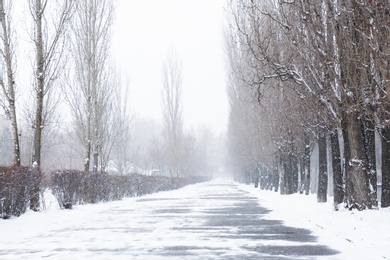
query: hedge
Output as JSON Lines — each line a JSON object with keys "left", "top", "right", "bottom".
{"left": 0, "top": 167, "right": 42, "bottom": 219}
{"left": 0, "top": 166, "right": 209, "bottom": 218}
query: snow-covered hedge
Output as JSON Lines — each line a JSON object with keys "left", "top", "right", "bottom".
{"left": 0, "top": 167, "right": 42, "bottom": 219}
{"left": 50, "top": 171, "right": 210, "bottom": 210}
{"left": 50, "top": 171, "right": 132, "bottom": 209}
{"left": 0, "top": 167, "right": 209, "bottom": 218}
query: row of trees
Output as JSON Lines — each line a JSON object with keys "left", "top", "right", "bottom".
{"left": 226, "top": 0, "right": 389, "bottom": 209}
{"left": 0, "top": 0, "right": 128, "bottom": 172}
{"left": 0, "top": 0, "right": 222, "bottom": 178}
{"left": 159, "top": 49, "right": 223, "bottom": 178}
{"left": 0, "top": 0, "right": 222, "bottom": 214}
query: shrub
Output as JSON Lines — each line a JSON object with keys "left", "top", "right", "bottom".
{"left": 0, "top": 167, "right": 42, "bottom": 219}
{"left": 50, "top": 170, "right": 84, "bottom": 209}
{"left": 0, "top": 165, "right": 210, "bottom": 217}
{"left": 49, "top": 170, "right": 210, "bottom": 210}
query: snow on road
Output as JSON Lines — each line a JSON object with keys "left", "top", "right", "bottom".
{"left": 240, "top": 183, "right": 390, "bottom": 260}
{"left": 1, "top": 179, "right": 387, "bottom": 259}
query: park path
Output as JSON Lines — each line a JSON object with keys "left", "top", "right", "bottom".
{"left": 0, "top": 180, "right": 338, "bottom": 259}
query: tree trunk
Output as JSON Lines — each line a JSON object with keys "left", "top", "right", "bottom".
{"left": 291, "top": 153, "right": 298, "bottom": 193}
{"left": 281, "top": 150, "right": 298, "bottom": 195}
{"left": 310, "top": 141, "right": 319, "bottom": 194}
{"left": 273, "top": 160, "right": 279, "bottom": 192}
{"left": 381, "top": 126, "right": 390, "bottom": 207}
{"left": 303, "top": 134, "right": 311, "bottom": 195}
{"left": 84, "top": 49, "right": 92, "bottom": 172}
{"left": 33, "top": 91, "right": 43, "bottom": 167}
{"left": 362, "top": 115, "right": 377, "bottom": 207}
{"left": 32, "top": 0, "right": 44, "bottom": 168}
{"left": 0, "top": 0, "right": 21, "bottom": 166}
{"left": 93, "top": 140, "right": 98, "bottom": 172}
{"left": 326, "top": 134, "right": 334, "bottom": 197}
{"left": 286, "top": 154, "right": 292, "bottom": 194}
{"left": 9, "top": 100, "right": 20, "bottom": 166}
{"left": 279, "top": 154, "right": 287, "bottom": 194}
{"left": 318, "top": 134, "right": 328, "bottom": 202}
{"left": 29, "top": 0, "right": 45, "bottom": 211}
{"left": 84, "top": 137, "right": 91, "bottom": 172}
{"left": 331, "top": 130, "right": 344, "bottom": 206}
{"left": 259, "top": 166, "right": 264, "bottom": 189}
{"left": 254, "top": 168, "right": 259, "bottom": 188}
{"left": 343, "top": 112, "right": 371, "bottom": 210}
{"left": 298, "top": 157, "right": 303, "bottom": 194}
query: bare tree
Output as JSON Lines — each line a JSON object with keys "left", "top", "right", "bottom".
{"left": 161, "top": 48, "right": 184, "bottom": 178}
{"left": 109, "top": 75, "right": 133, "bottom": 174}
{"left": 98, "top": 70, "right": 131, "bottom": 172}
{"left": 28, "top": 0, "right": 75, "bottom": 168}
{"left": 0, "top": 0, "right": 20, "bottom": 166}
{"left": 66, "top": 0, "right": 115, "bottom": 172}
{"left": 149, "top": 134, "right": 164, "bottom": 175}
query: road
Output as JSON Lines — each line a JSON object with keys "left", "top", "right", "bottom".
{"left": 0, "top": 180, "right": 338, "bottom": 259}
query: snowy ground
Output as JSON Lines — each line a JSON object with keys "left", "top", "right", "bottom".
{"left": 0, "top": 179, "right": 389, "bottom": 259}
{"left": 240, "top": 183, "right": 390, "bottom": 260}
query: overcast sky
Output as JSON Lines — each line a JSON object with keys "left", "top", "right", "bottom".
{"left": 112, "top": 0, "right": 228, "bottom": 134}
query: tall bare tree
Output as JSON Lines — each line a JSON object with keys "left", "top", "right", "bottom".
{"left": 98, "top": 70, "right": 130, "bottom": 171}
{"left": 0, "top": 0, "right": 20, "bottom": 166}
{"left": 28, "top": 0, "right": 75, "bottom": 168}
{"left": 66, "top": 0, "right": 115, "bottom": 172}
{"left": 161, "top": 48, "right": 184, "bottom": 178}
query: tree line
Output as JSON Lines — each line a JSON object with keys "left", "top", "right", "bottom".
{"left": 226, "top": 0, "right": 389, "bottom": 210}
{"left": 0, "top": 0, "right": 222, "bottom": 214}
{"left": 0, "top": 0, "right": 220, "bottom": 175}
{"left": 0, "top": 0, "right": 120, "bottom": 171}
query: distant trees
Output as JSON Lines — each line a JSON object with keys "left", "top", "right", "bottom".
{"left": 161, "top": 49, "right": 184, "bottom": 178}
{"left": 108, "top": 77, "right": 132, "bottom": 174}
{"left": 156, "top": 48, "right": 221, "bottom": 179}
{"left": 226, "top": 0, "right": 390, "bottom": 209}
{"left": 180, "top": 127, "right": 216, "bottom": 177}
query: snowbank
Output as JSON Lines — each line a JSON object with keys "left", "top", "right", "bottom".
{"left": 240, "top": 183, "right": 390, "bottom": 260}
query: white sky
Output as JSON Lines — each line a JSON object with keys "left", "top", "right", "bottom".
{"left": 112, "top": 0, "right": 228, "bottom": 134}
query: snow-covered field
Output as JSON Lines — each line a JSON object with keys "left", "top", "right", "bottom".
{"left": 240, "top": 183, "right": 390, "bottom": 260}
{"left": 0, "top": 179, "right": 389, "bottom": 259}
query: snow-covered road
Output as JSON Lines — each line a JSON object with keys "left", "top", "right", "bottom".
{"left": 1, "top": 180, "right": 338, "bottom": 259}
